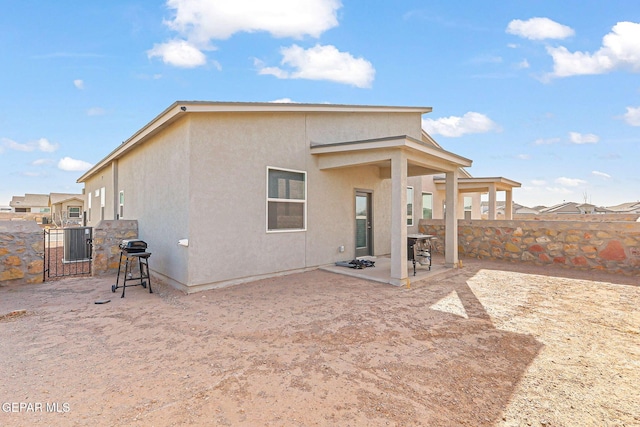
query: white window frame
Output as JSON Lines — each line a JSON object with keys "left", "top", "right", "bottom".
{"left": 68, "top": 206, "right": 81, "bottom": 218}
{"left": 421, "top": 192, "right": 433, "bottom": 220}
{"left": 406, "top": 186, "right": 414, "bottom": 226}
{"left": 266, "top": 166, "right": 307, "bottom": 233}
{"left": 119, "top": 191, "right": 124, "bottom": 219}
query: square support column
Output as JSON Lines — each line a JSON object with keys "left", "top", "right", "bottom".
{"left": 390, "top": 152, "right": 408, "bottom": 286}
{"left": 445, "top": 169, "right": 459, "bottom": 268}
{"left": 488, "top": 183, "right": 497, "bottom": 220}
{"left": 505, "top": 189, "right": 513, "bottom": 220}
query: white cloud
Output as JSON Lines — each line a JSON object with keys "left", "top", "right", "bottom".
{"left": 151, "top": 0, "right": 341, "bottom": 68}
{"left": 516, "top": 59, "right": 530, "bottom": 69}
{"left": 623, "top": 106, "right": 640, "bottom": 126}
{"left": 2, "top": 137, "right": 33, "bottom": 151}
{"left": 164, "top": 0, "right": 340, "bottom": 41}
{"left": 592, "top": 170, "right": 611, "bottom": 179}
{"left": 555, "top": 177, "right": 587, "bottom": 187}
{"left": 516, "top": 154, "right": 531, "bottom": 160}
{"left": 37, "top": 138, "right": 59, "bottom": 152}
{"left": 73, "top": 79, "right": 84, "bottom": 90}
{"left": 270, "top": 98, "right": 296, "bottom": 103}
{"left": 545, "top": 21, "right": 640, "bottom": 78}
{"left": 506, "top": 17, "right": 574, "bottom": 40}
{"left": 258, "top": 44, "right": 375, "bottom": 88}
{"left": 2, "top": 137, "right": 58, "bottom": 152}
{"left": 58, "top": 157, "right": 93, "bottom": 172}
{"left": 422, "top": 112, "right": 500, "bottom": 137}
{"left": 147, "top": 39, "right": 208, "bottom": 68}
{"left": 569, "top": 132, "right": 599, "bottom": 144}
{"left": 32, "top": 159, "right": 54, "bottom": 166}
{"left": 533, "top": 137, "right": 560, "bottom": 145}
{"left": 87, "top": 107, "right": 106, "bottom": 116}
{"left": 531, "top": 179, "right": 547, "bottom": 186}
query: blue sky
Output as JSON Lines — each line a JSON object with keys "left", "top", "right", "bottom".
{"left": 1, "top": 0, "right": 639, "bottom": 208}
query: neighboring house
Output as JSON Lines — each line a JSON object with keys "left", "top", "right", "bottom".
{"left": 480, "top": 201, "right": 539, "bottom": 217}
{"left": 606, "top": 201, "right": 640, "bottom": 214}
{"left": 77, "top": 101, "right": 487, "bottom": 291}
{"left": 540, "top": 201, "right": 608, "bottom": 215}
{"left": 49, "top": 193, "right": 84, "bottom": 226}
{"left": 412, "top": 132, "right": 520, "bottom": 222}
{"left": 9, "top": 194, "right": 51, "bottom": 214}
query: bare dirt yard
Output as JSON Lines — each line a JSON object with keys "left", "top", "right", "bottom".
{"left": 1, "top": 257, "right": 638, "bottom": 426}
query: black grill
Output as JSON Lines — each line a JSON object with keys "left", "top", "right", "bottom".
{"left": 119, "top": 239, "right": 148, "bottom": 253}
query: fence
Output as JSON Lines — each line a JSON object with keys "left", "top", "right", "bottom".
{"left": 419, "top": 219, "right": 640, "bottom": 275}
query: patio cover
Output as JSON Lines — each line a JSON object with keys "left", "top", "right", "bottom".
{"left": 434, "top": 176, "right": 521, "bottom": 219}
{"left": 311, "top": 135, "right": 472, "bottom": 286}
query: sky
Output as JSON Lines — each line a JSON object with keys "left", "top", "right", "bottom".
{"left": 1, "top": 0, "right": 639, "bottom": 208}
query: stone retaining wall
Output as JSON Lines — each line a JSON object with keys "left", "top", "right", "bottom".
{"left": 419, "top": 219, "right": 640, "bottom": 275}
{"left": 92, "top": 220, "right": 138, "bottom": 276}
{"left": 0, "top": 221, "right": 44, "bottom": 285}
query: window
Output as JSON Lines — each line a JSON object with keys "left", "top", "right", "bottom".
{"left": 100, "top": 187, "right": 105, "bottom": 220}
{"left": 119, "top": 191, "right": 124, "bottom": 219}
{"left": 406, "top": 187, "right": 414, "bottom": 226}
{"left": 422, "top": 192, "right": 433, "bottom": 219}
{"left": 267, "top": 167, "right": 306, "bottom": 231}
{"left": 68, "top": 207, "right": 81, "bottom": 218}
{"left": 87, "top": 192, "right": 92, "bottom": 221}
{"left": 464, "top": 196, "right": 472, "bottom": 220}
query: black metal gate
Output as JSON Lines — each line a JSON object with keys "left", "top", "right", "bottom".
{"left": 43, "top": 227, "right": 92, "bottom": 280}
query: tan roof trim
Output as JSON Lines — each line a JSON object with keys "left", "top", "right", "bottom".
{"left": 310, "top": 135, "right": 473, "bottom": 169}
{"left": 78, "top": 101, "right": 434, "bottom": 183}
{"left": 433, "top": 176, "right": 522, "bottom": 192}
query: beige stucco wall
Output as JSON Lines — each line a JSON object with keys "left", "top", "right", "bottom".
{"left": 84, "top": 165, "right": 114, "bottom": 226}
{"left": 82, "top": 108, "right": 447, "bottom": 292}
{"left": 115, "top": 118, "right": 191, "bottom": 287}
{"left": 184, "top": 111, "right": 425, "bottom": 290}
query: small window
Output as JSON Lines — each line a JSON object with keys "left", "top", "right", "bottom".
{"left": 267, "top": 167, "right": 306, "bottom": 231}
{"left": 406, "top": 187, "right": 414, "bottom": 226}
{"left": 100, "top": 187, "right": 105, "bottom": 208}
{"left": 119, "top": 191, "right": 124, "bottom": 219}
{"left": 464, "top": 196, "right": 472, "bottom": 220}
{"left": 422, "top": 192, "right": 433, "bottom": 219}
{"left": 68, "top": 207, "right": 81, "bottom": 218}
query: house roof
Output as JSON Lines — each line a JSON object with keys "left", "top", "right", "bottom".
{"left": 606, "top": 201, "right": 640, "bottom": 212}
{"left": 50, "top": 193, "right": 84, "bottom": 205}
{"left": 310, "top": 135, "right": 472, "bottom": 175}
{"left": 433, "top": 176, "right": 521, "bottom": 193}
{"left": 10, "top": 193, "right": 50, "bottom": 208}
{"left": 77, "top": 101, "right": 434, "bottom": 183}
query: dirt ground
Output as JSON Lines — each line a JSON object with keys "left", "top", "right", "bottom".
{"left": 1, "top": 257, "right": 638, "bottom": 426}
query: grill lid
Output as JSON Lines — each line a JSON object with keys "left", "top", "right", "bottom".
{"left": 119, "top": 239, "right": 147, "bottom": 252}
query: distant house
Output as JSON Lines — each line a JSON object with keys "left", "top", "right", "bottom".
{"left": 480, "top": 201, "right": 539, "bottom": 217}
{"left": 8, "top": 193, "right": 84, "bottom": 225}
{"left": 49, "top": 193, "right": 84, "bottom": 226}
{"left": 77, "top": 101, "right": 491, "bottom": 291}
{"left": 606, "top": 202, "right": 640, "bottom": 214}
{"left": 9, "top": 194, "right": 51, "bottom": 214}
{"left": 540, "top": 201, "right": 609, "bottom": 215}
{"left": 416, "top": 133, "right": 520, "bottom": 221}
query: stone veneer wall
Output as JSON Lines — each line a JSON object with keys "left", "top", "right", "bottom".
{"left": 92, "top": 220, "right": 138, "bottom": 276}
{"left": 418, "top": 219, "right": 640, "bottom": 275}
{"left": 0, "top": 221, "right": 44, "bottom": 285}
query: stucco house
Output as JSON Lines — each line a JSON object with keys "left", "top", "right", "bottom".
{"left": 78, "top": 101, "right": 487, "bottom": 292}
{"left": 9, "top": 194, "right": 50, "bottom": 214}
{"left": 49, "top": 193, "right": 84, "bottom": 226}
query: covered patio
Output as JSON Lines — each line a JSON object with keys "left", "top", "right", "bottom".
{"left": 311, "top": 135, "right": 472, "bottom": 286}
{"left": 434, "top": 176, "right": 521, "bottom": 219}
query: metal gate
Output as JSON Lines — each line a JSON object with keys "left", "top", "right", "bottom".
{"left": 43, "top": 227, "right": 92, "bottom": 280}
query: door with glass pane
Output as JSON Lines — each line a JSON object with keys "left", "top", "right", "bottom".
{"left": 355, "top": 191, "right": 372, "bottom": 257}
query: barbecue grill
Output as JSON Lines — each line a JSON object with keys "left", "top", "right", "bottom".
{"left": 112, "top": 239, "right": 152, "bottom": 297}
